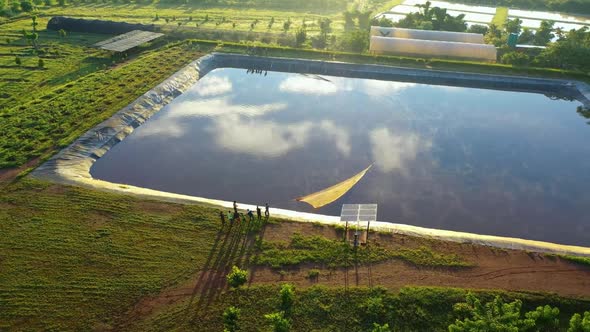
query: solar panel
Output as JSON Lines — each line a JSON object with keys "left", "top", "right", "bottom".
{"left": 94, "top": 30, "right": 164, "bottom": 52}
{"left": 340, "top": 204, "right": 378, "bottom": 222}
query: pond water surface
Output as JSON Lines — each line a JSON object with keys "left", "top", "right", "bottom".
{"left": 91, "top": 68, "right": 590, "bottom": 246}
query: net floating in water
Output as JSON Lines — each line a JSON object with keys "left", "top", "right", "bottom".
{"left": 296, "top": 164, "right": 373, "bottom": 209}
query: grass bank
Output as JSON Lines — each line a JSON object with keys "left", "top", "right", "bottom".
{"left": 252, "top": 233, "right": 472, "bottom": 268}
{"left": 0, "top": 40, "right": 211, "bottom": 169}
{"left": 128, "top": 285, "right": 590, "bottom": 331}
{"left": 0, "top": 179, "right": 221, "bottom": 330}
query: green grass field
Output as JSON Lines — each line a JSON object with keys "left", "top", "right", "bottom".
{"left": 0, "top": 16, "right": 111, "bottom": 111}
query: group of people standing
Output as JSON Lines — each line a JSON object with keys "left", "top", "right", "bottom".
{"left": 219, "top": 201, "right": 270, "bottom": 227}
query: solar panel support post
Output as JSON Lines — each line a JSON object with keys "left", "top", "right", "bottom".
{"left": 366, "top": 220, "right": 371, "bottom": 246}
{"left": 344, "top": 220, "right": 348, "bottom": 242}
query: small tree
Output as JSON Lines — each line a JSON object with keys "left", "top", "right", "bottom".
{"left": 20, "top": 0, "right": 34, "bottom": 11}
{"left": 222, "top": 306, "right": 240, "bottom": 332}
{"left": 295, "top": 27, "right": 306, "bottom": 47}
{"left": 283, "top": 19, "right": 291, "bottom": 32}
{"left": 265, "top": 312, "right": 291, "bottom": 332}
{"left": 504, "top": 17, "right": 522, "bottom": 34}
{"left": 568, "top": 311, "right": 590, "bottom": 332}
{"left": 449, "top": 293, "right": 523, "bottom": 331}
{"left": 31, "top": 15, "right": 38, "bottom": 32}
{"left": 226, "top": 266, "right": 248, "bottom": 288}
{"left": 522, "top": 305, "right": 560, "bottom": 331}
{"left": 371, "top": 323, "right": 391, "bottom": 332}
{"left": 534, "top": 20, "right": 555, "bottom": 46}
{"left": 279, "top": 284, "right": 295, "bottom": 313}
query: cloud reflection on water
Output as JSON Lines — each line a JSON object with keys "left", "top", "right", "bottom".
{"left": 369, "top": 127, "right": 432, "bottom": 174}
{"left": 136, "top": 72, "right": 430, "bottom": 168}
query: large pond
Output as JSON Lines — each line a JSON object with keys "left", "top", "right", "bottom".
{"left": 91, "top": 68, "right": 590, "bottom": 246}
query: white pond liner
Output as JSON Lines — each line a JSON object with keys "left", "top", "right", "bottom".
{"left": 32, "top": 53, "right": 590, "bottom": 257}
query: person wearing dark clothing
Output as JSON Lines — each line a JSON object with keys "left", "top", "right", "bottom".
{"left": 247, "top": 209, "right": 254, "bottom": 222}
{"left": 220, "top": 211, "right": 225, "bottom": 227}
{"left": 233, "top": 201, "right": 238, "bottom": 215}
{"left": 256, "top": 206, "right": 262, "bottom": 221}
{"left": 265, "top": 203, "right": 270, "bottom": 218}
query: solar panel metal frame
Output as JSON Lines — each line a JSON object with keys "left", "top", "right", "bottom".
{"left": 94, "top": 30, "right": 164, "bottom": 52}
{"left": 340, "top": 204, "right": 378, "bottom": 222}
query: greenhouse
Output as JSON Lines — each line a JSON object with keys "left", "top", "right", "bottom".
{"left": 370, "top": 26, "right": 485, "bottom": 44}
{"left": 369, "top": 35, "right": 497, "bottom": 61}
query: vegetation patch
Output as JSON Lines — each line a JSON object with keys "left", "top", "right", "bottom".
{"left": 492, "top": 7, "right": 509, "bottom": 27}
{"left": 0, "top": 40, "right": 210, "bottom": 169}
{"left": 131, "top": 285, "right": 590, "bottom": 331}
{"left": 251, "top": 233, "right": 472, "bottom": 268}
{"left": 558, "top": 255, "right": 590, "bottom": 267}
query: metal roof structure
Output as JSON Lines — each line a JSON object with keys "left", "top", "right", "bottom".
{"left": 94, "top": 30, "right": 164, "bottom": 52}
{"left": 340, "top": 204, "right": 378, "bottom": 222}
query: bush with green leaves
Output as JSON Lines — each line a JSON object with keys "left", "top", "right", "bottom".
{"left": 265, "top": 311, "right": 291, "bottom": 332}
{"left": 449, "top": 294, "right": 525, "bottom": 331}
{"left": 226, "top": 266, "right": 248, "bottom": 288}
{"left": 340, "top": 29, "right": 369, "bottom": 53}
{"left": 522, "top": 305, "right": 560, "bottom": 331}
{"left": 371, "top": 323, "right": 391, "bottom": 332}
{"left": 501, "top": 51, "right": 531, "bottom": 66}
{"left": 568, "top": 312, "right": 590, "bottom": 332}
{"left": 449, "top": 293, "right": 564, "bottom": 332}
{"left": 279, "top": 284, "right": 295, "bottom": 313}
{"left": 361, "top": 295, "right": 386, "bottom": 324}
{"left": 222, "top": 306, "right": 240, "bottom": 332}
{"left": 295, "top": 28, "right": 306, "bottom": 47}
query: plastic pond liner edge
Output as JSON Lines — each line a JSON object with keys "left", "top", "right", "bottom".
{"left": 31, "top": 52, "right": 590, "bottom": 256}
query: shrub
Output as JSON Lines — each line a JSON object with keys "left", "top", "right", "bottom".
{"left": 295, "top": 28, "right": 306, "bottom": 47}
{"left": 279, "top": 284, "right": 295, "bottom": 313}
{"left": 265, "top": 312, "right": 291, "bottom": 332}
{"left": 340, "top": 29, "right": 369, "bottom": 53}
{"left": 20, "top": 0, "right": 33, "bottom": 11}
{"left": 15, "top": 56, "right": 21, "bottom": 66}
{"left": 523, "top": 305, "right": 560, "bottom": 331}
{"left": 226, "top": 265, "right": 248, "bottom": 288}
{"left": 501, "top": 51, "right": 531, "bottom": 66}
{"left": 568, "top": 311, "right": 590, "bottom": 332}
{"left": 361, "top": 296, "right": 386, "bottom": 324}
{"left": 38, "top": 58, "right": 44, "bottom": 68}
{"left": 222, "top": 306, "right": 240, "bottom": 332}
{"left": 307, "top": 269, "right": 320, "bottom": 280}
{"left": 371, "top": 323, "right": 391, "bottom": 332}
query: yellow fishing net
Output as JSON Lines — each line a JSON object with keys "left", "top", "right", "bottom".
{"left": 296, "top": 164, "right": 373, "bottom": 209}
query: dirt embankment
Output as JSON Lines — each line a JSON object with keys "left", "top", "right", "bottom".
{"left": 120, "top": 221, "right": 590, "bottom": 328}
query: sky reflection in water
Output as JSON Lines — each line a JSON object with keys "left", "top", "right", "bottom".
{"left": 90, "top": 68, "right": 590, "bottom": 246}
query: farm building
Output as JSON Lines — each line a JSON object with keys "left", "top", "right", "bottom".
{"left": 369, "top": 27, "right": 497, "bottom": 62}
